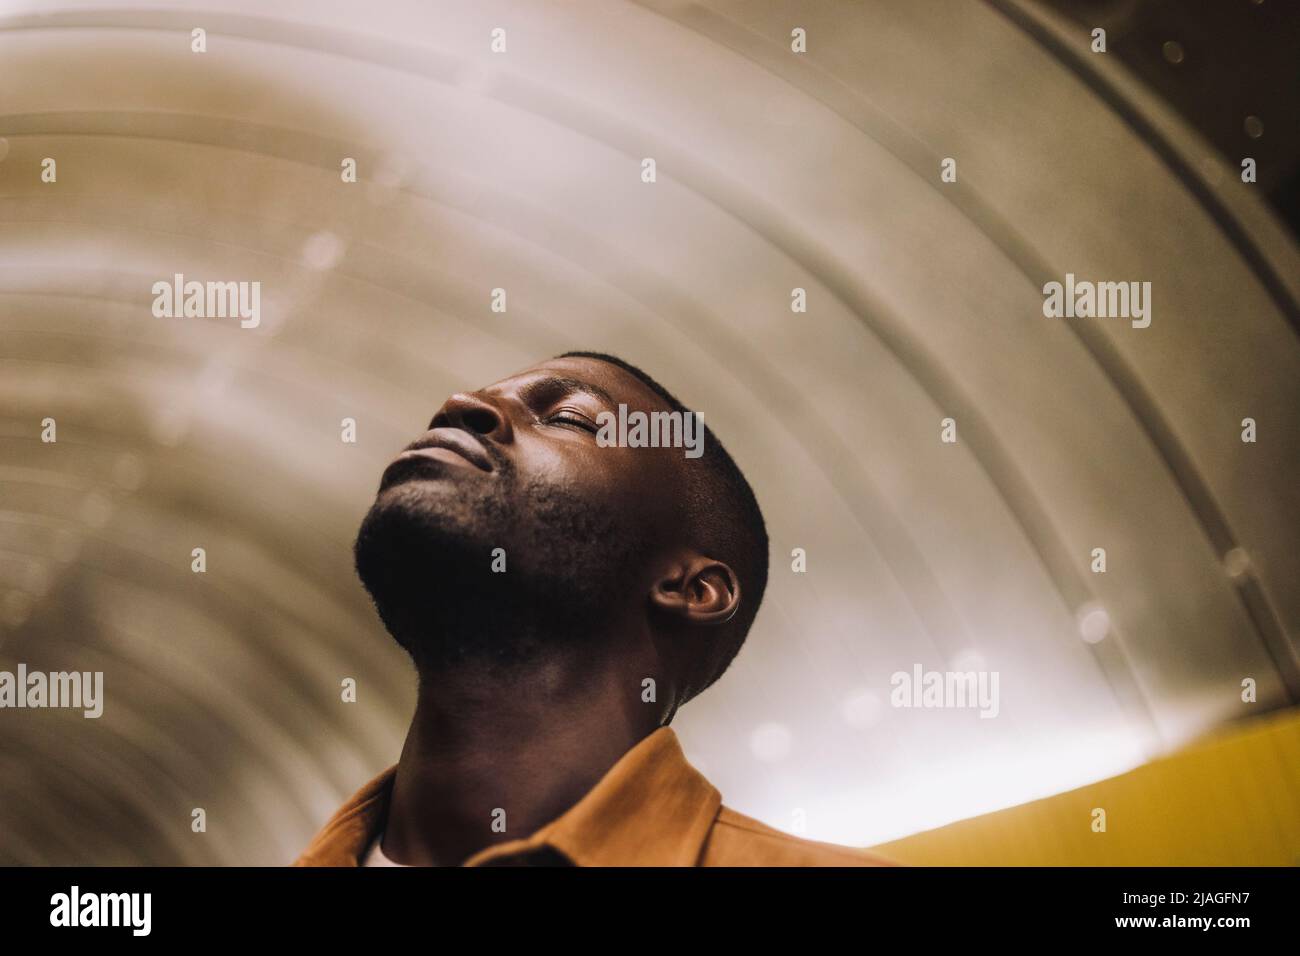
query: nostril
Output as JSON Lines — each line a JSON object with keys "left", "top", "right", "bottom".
{"left": 462, "top": 407, "right": 499, "bottom": 435}
{"left": 430, "top": 391, "right": 505, "bottom": 436}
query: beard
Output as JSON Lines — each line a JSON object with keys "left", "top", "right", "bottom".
{"left": 353, "top": 458, "right": 647, "bottom": 677}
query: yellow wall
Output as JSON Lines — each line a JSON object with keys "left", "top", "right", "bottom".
{"left": 870, "top": 707, "right": 1300, "bottom": 865}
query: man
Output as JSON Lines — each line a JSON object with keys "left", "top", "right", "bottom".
{"left": 294, "top": 352, "right": 893, "bottom": 867}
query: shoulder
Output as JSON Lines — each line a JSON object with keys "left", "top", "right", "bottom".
{"left": 700, "top": 805, "right": 901, "bottom": 867}
{"left": 292, "top": 765, "right": 396, "bottom": 867}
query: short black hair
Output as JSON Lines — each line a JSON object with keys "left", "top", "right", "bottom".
{"left": 557, "top": 351, "right": 769, "bottom": 702}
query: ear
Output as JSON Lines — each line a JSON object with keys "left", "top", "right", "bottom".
{"left": 650, "top": 555, "right": 741, "bottom": 625}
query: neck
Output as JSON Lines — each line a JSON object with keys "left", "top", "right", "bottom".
{"left": 380, "top": 640, "right": 664, "bottom": 866}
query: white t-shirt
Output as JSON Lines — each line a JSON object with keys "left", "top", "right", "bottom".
{"left": 362, "top": 832, "right": 409, "bottom": 867}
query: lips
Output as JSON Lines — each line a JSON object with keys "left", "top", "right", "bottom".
{"left": 379, "top": 428, "right": 494, "bottom": 490}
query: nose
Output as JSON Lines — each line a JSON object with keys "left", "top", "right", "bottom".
{"left": 430, "top": 390, "right": 512, "bottom": 442}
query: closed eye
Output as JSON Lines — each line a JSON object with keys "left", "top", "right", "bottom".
{"left": 545, "top": 411, "right": 599, "bottom": 434}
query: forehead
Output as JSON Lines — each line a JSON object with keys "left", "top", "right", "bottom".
{"left": 485, "top": 356, "right": 672, "bottom": 412}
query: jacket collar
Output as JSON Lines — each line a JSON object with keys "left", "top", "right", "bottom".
{"left": 293, "top": 726, "right": 722, "bottom": 867}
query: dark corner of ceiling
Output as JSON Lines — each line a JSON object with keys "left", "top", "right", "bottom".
{"left": 1037, "top": 0, "right": 1300, "bottom": 240}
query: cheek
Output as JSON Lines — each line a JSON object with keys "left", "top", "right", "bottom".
{"left": 519, "top": 434, "right": 678, "bottom": 519}
{"left": 604, "top": 447, "right": 683, "bottom": 527}
{"left": 516, "top": 433, "right": 600, "bottom": 488}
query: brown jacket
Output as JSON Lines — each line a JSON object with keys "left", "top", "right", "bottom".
{"left": 294, "top": 725, "right": 896, "bottom": 867}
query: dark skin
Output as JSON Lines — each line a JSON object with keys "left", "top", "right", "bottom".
{"left": 377, "top": 357, "right": 741, "bottom": 866}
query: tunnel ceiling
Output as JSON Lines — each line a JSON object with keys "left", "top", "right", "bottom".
{"left": 1, "top": 0, "right": 1297, "bottom": 863}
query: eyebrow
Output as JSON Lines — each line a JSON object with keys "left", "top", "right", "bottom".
{"left": 512, "top": 375, "right": 616, "bottom": 409}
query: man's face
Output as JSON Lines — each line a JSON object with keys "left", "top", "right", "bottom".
{"left": 353, "top": 356, "right": 685, "bottom": 672}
